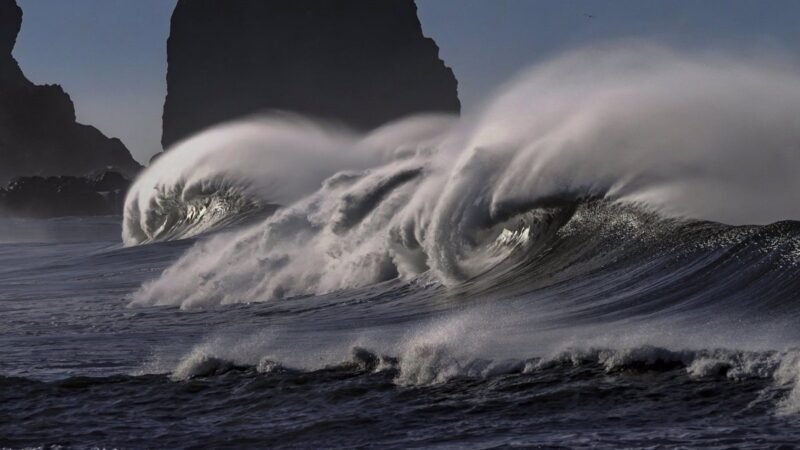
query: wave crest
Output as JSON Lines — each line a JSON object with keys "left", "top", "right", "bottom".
{"left": 127, "top": 45, "right": 800, "bottom": 307}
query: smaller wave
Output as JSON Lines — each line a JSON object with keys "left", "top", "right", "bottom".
{"left": 536, "top": 347, "right": 800, "bottom": 415}
{"left": 156, "top": 341, "right": 800, "bottom": 415}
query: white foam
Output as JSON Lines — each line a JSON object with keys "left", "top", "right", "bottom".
{"left": 127, "top": 45, "right": 800, "bottom": 308}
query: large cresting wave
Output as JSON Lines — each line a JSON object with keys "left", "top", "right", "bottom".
{"left": 125, "top": 45, "right": 800, "bottom": 308}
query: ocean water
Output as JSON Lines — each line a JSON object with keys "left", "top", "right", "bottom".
{"left": 4, "top": 205, "right": 800, "bottom": 449}
{"left": 6, "top": 46, "right": 800, "bottom": 448}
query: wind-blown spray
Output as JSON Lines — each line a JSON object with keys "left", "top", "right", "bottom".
{"left": 126, "top": 45, "right": 800, "bottom": 308}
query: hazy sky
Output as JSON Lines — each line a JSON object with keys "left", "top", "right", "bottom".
{"left": 12, "top": 0, "right": 800, "bottom": 164}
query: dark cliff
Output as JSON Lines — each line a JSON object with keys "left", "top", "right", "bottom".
{"left": 0, "top": 0, "right": 141, "bottom": 185}
{"left": 162, "top": 0, "right": 460, "bottom": 149}
{"left": 0, "top": 0, "right": 25, "bottom": 90}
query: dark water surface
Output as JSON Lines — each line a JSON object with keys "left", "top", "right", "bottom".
{"left": 3, "top": 362, "right": 799, "bottom": 449}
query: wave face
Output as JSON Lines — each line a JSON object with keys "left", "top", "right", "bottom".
{"left": 128, "top": 45, "right": 800, "bottom": 308}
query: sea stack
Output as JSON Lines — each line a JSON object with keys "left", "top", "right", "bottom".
{"left": 0, "top": 0, "right": 141, "bottom": 184}
{"left": 161, "top": 0, "right": 460, "bottom": 149}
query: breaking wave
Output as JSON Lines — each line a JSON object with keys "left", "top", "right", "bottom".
{"left": 150, "top": 339, "right": 800, "bottom": 415}
{"left": 122, "top": 113, "right": 452, "bottom": 245}
{"left": 126, "top": 45, "right": 800, "bottom": 307}
{"left": 120, "top": 44, "right": 800, "bottom": 414}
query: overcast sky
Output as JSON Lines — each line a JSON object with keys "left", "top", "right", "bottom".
{"left": 12, "top": 0, "right": 800, "bottom": 164}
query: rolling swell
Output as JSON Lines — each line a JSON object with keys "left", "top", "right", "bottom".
{"left": 6, "top": 351, "right": 800, "bottom": 449}
{"left": 471, "top": 201, "right": 800, "bottom": 319}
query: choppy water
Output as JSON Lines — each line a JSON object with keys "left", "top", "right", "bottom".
{"left": 4, "top": 208, "right": 800, "bottom": 449}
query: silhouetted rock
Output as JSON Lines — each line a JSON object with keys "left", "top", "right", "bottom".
{"left": 162, "top": 0, "right": 459, "bottom": 149}
{"left": 0, "top": 0, "right": 25, "bottom": 89}
{"left": 0, "top": 0, "right": 141, "bottom": 186}
{"left": 0, "top": 172, "right": 132, "bottom": 218}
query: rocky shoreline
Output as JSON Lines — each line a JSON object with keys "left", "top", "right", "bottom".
{"left": 0, "top": 172, "right": 132, "bottom": 218}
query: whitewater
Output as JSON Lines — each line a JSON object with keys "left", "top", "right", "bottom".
{"left": 6, "top": 46, "right": 800, "bottom": 448}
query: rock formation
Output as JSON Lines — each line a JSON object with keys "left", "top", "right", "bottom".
{"left": 0, "top": 0, "right": 141, "bottom": 185}
{"left": 0, "top": 0, "right": 25, "bottom": 90}
{"left": 0, "top": 171, "right": 131, "bottom": 218}
{"left": 162, "top": 0, "right": 460, "bottom": 149}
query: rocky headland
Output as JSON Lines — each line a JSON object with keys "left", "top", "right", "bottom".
{"left": 0, "top": 0, "right": 141, "bottom": 216}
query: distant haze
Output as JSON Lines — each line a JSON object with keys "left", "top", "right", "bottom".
{"left": 12, "top": 0, "right": 800, "bottom": 164}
